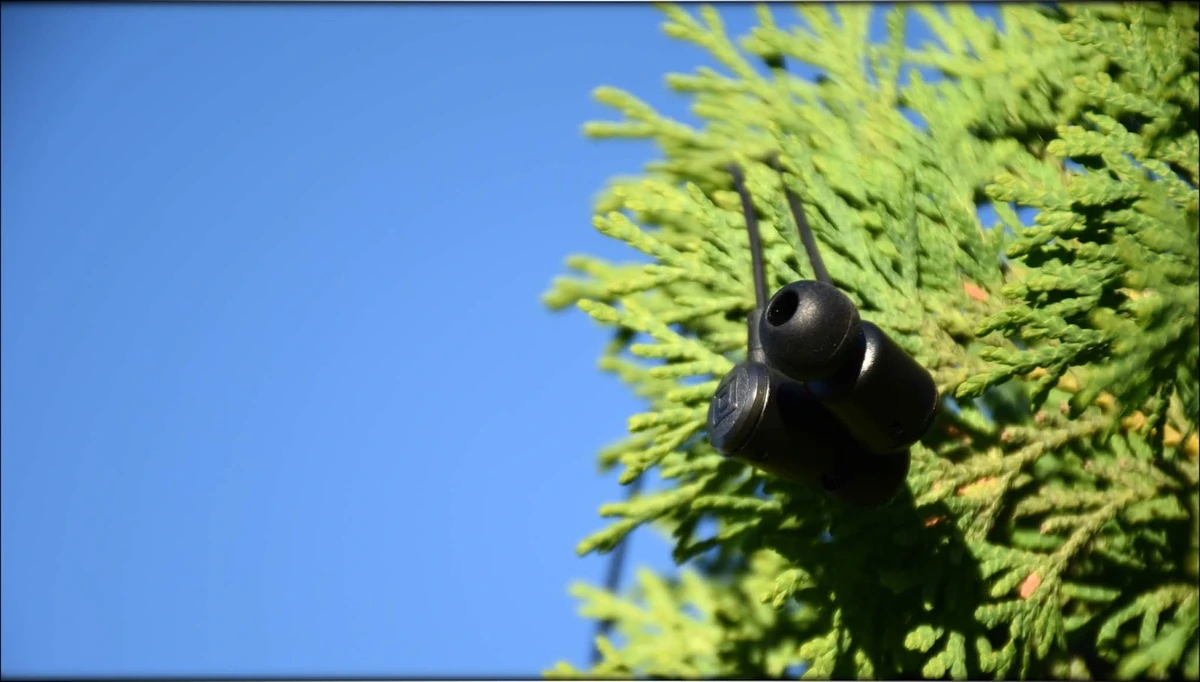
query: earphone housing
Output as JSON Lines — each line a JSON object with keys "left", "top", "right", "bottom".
{"left": 820, "top": 446, "right": 912, "bottom": 508}
{"left": 707, "top": 312, "right": 843, "bottom": 485}
{"left": 805, "top": 321, "right": 939, "bottom": 454}
{"left": 708, "top": 361, "right": 843, "bottom": 486}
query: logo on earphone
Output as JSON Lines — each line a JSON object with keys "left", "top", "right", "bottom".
{"left": 712, "top": 376, "right": 739, "bottom": 427}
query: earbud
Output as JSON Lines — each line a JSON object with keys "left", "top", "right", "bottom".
{"left": 755, "top": 155, "right": 939, "bottom": 456}
{"left": 704, "top": 157, "right": 939, "bottom": 507}
{"left": 707, "top": 311, "right": 849, "bottom": 486}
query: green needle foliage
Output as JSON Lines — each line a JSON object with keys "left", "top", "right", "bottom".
{"left": 543, "top": 3, "right": 1199, "bottom": 679}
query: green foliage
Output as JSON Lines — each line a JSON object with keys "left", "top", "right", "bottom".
{"left": 545, "top": 3, "right": 1199, "bottom": 679}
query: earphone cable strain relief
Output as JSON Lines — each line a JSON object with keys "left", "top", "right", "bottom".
{"left": 747, "top": 308, "right": 767, "bottom": 364}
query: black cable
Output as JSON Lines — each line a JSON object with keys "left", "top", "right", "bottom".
{"left": 768, "top": 155, "right": 832, "bottom": 286}
{"left": 726, "top": 163, "right": 770, "bottom": 308}
{"left": 589, "top": 474, "right": 644, "bottom": 665}
{"left": 758, "top": 50, "right": 832, "bottom": 287}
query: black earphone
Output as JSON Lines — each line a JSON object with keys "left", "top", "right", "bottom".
{"left": 586, "top": 155, "right": 941, "bottom": 665}
{"left": 706, "top": 157, "right": 939, "bottom": 507}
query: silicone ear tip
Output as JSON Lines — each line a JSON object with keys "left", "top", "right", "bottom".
{"left": 760, "top": 281, "right": 862, "bottom": 381}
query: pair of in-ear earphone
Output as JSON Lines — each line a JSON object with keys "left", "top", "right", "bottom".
{"left": 587, "top": 154, "right": 941, "bottom": 664}
{"left": 706, "top": 156, "right": 940, "bottom": 507}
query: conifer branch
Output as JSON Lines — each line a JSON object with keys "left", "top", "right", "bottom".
{"left": 547, "top": 3, "right": 1200, "bottom": 678}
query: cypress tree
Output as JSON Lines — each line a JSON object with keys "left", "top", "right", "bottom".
{"left": 544, "top": 4, "right": 1199, "bottom": 678}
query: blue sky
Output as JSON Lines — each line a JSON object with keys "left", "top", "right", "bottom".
{"left": 1, "top": 3, "right": 996, "bottom": 678}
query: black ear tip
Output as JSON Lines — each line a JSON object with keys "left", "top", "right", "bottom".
{"left": 760, "top": 281, "right": 862, "bottom": 381}
{"left": 764, "top": 287, "right": 801, "bottom": 326}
